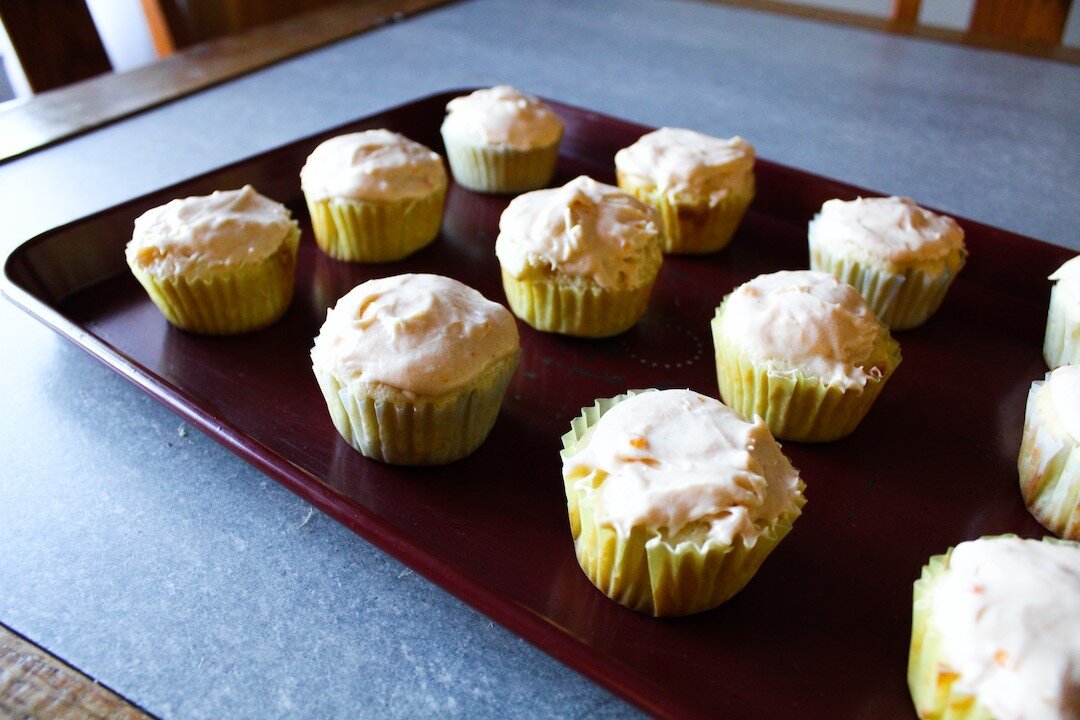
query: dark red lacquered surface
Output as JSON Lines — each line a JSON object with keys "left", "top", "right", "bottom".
{"left": 4, "top": 91, "right": 1073, "bottom": 719}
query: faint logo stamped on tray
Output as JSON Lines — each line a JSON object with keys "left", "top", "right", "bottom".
{"left": 621, "top": 316, "right": 707, "bottom": 370}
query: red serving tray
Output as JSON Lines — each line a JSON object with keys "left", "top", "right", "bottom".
{"left": 4, "top": 90, "right": 1072, "bottom": 719}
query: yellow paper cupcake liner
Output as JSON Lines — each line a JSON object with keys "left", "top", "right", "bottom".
{"left": 560, "top": 391, "right": 806, "bottom": 616}
{"left": 1018, "top": 383, "right": 1080, "bottom": 540}
{"left": 711, "top": 302, "right": 901, "bottom": 442}
{"left": 312, "top": 353, "right": 517, "bottom": 466}
{"left": 908, "top": 536, "right": 1078, "bottom": 719}
{"left": 908, "top": 548, "right": 994, "bottom": 720}
{"left": 500, "top": 269, "right": 655, "bottom": 338}
{"left": 1044, "top": 283, "right": 1080, "bottom": 369}
{"left": 305, "top": 189, "right": 445, "bottom": 263}
{"left": 129, "top": 229, "right": 299, "bottom": 335}
{"left": 809, "top": 241, "right": 965, "bottom": 330}
{"left": 617, "top": 172, "right": 755, "bottom": 255}
{"left": 441, "top": 136, "right": 560, "bottom": 195}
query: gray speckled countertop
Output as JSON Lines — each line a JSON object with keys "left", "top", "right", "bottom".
{"left": 1, "top": 1, "right": 1077, "bottom": 718}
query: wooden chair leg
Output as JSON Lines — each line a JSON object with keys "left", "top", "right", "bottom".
{"left": 140, "top": 0, "right": 178, "bottom": 57}
{"left": 968, "top": 0, "right": 1072, "bottom": 45}
{"left": 890, "top": 0, "right": 922, "bottom": 27}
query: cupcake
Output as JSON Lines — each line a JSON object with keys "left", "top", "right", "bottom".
{"left": 614, "top": 128, "right": 755, "bottom": 254}
{"left": 711, "top": 270, "right": 901, "bottom": 442}
{"left": 1045, "top": 255, "right": 1080, "bottom": 369}
{"left": 494, "top": 175, "right": 663, "bottom": 337}
{"left": 908, "top": 536, "right": 1080, "bottom": 720}
{"left": 808, "top": 196, "right": 966, "bottom": 330}
{"left": 440, "top": 86, "right": 563, "bottom": 194}
{"left": 310, "top": 273, "right": 519, "bottom": 466}
{"left": 125, "top": 185, "right": 300, "bottom": 335}
{"left": 300, "top": 130, "right": 447, "bottom": 263}
{"left": 1018, "top": 366, "right": 1080, "bottom": 540}
{"left": 560, "top": 389, "right": 806, "bottom": 616}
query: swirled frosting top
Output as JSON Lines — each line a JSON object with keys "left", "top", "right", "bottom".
{"left": 311, "top": 274, "right": 519, "bottom": 396}
{"left": 1043, "top": 366, "right": 1080, "bottom": 443}
{"left": 718, "top": 270, "right": 885, "bottom": 389}
{"left": 614, "top": 127, "right": 754, "bottom": 200}
{"left": 1050, "top": 255, "right": 1080, "bottom": 304}
{"left": 441, "top": 86, "right": 563, "bottom": 149}
{"left": 300, "top": 130, "right": 446, "bottom": 202}
{"left": 809, "top": 196, "right": 965, "bottom": 274}
{"left": 494, "top": 175, "right": 661, "bottom": 289}
{"left": 563, "top": 389, "right": 803, "bottom": 545}
{"left": 927, "top": 537, "right": 1080, "bottom": 720}
{"left": 126, "top": 185, "right": 297, "bottom": 277}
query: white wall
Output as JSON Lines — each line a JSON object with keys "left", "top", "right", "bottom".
{"left": 0, "top": 17, "right": 31, "bottom": 101}
{"left": 920, "top": 0, "right": 976, "bottom": 30}
{"left": 85, "top": 0, "right": 157, "bottom": 71}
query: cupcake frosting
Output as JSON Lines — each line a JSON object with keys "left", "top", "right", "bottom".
{"left": 311, "top": 274, "right": 518, "bottom": 397}
{"left": 719, "top": 271, "right": 884, "bottom": 389}
{"left": 1050, "top": 256, "right": 1080, "bottom": 304}
{"left": 441, "top": 85, "right": 563, "bottom": 149}
{"left": 809, "top": 196, "right": 965, "bottom": 274}
{"left": 1043, "top": 366, "right": 1080, "bottom": 443}
{"left": 928, "top": 537, "right": 1080, "bottom": 720}
{"left": 300, "top": 130, "right": 446, "bottom": 202}
{"left": 494, "top": 175, "right": 661, "bottom": 289}
{"left": 614, "top": 127, "right": 754, "bottom": 200}
{"left": 126, "top": 185, "right": 296, "bottom": 277}
{"left": 563, "top": 389, "right": 803, "bottom": 545}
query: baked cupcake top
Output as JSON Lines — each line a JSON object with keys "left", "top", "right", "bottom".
{"left": 494, "top": 175, "right": 661, "bottom": 289}
{"left": 562, "top": 389, "right": 803, "bottom": 545}
{"left": 718, "top": 270, "right": 886, "bottom": 389}
{"left": 614, "top": 127, "right": 754, "bottom": 201}
{"left": 310, "top": 273, "right": 518, "bottom": 397}
{"left": 300, "top": 130, "right": 446, "bottom": 202}
{"left": 1050, "top": 255, "right": 1080, "bottom": 304}
{"left": 126, "top": 185, "right": 297, "bottom": 277}
{"left": 441, "top": 85, "right": 563, "bottom": 150}
{"left": 809, "top": 196, "right": 965, "bottom": 274}
{"left": 926, "top": 536, "right": 1080, "bottom": 720}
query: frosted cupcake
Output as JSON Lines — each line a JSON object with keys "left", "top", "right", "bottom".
{"left": 561, "top": 389, "right": 806, "bottom": 616}
{"left": 125, "top": 185, "right": 300, "bottom": 335}
{"left": 712, "top": 270, "right": 901, "bottom": 442}
{"left": 1018, "top": 366, "right": 1080, "bottom": 540}
{"left": 809, "top": 196, "right": 966, "bottom": 330}
{"left": 908, "top": 536, "right": 1080, "bottom": 720}
{"left": 300, "top": 130, "right": 447, "bottom": 262}
{"left": 615, "top": 128, "right": 755, "bottom": 254}
{"left": 440, "top": 85, "right": 563, "bottom": 194}
{"left": 495, "top": 175, "right": 662, "bottom": 337}
{"left": 1045, "top": 256, "right": 1080, "bottom": 369}
{"left": 311, "top": 274, "right": 519, "bottom": 465}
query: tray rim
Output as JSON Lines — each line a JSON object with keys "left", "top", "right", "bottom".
{"left": 3, "top": 88, "right": 1076, "bottom": 720}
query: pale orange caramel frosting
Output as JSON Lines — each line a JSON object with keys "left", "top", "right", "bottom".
{"left": 126, "top": 185, "right": 297, "bottom": 277}
{"left": 614, "top": 127, "right": 754, "bottom": 202}
{"left": 719, "top": 270, "right": 884, "bottom": 389}
{"left": 1033, "top": 366, "right": 1080, "bottom": 445}
{"left": 563, "top": 389, "right": 803, "bottom": 545}
{"left": 927, "top": 537, "right": 1080, "bottom": 720}
{"left": 1050, "top": 256, "right": 1080, "bottom": 305}
{"left": 494, "top": 175, "right": 661, "bottom": 289}
{"left": 310, "top": 274, "right": 518, "bottom": 397}
{"left": 809, "top": 196, "right": 965, "bottom": 275}
{"left": 441, "top": 85, "right": 563, "bottom": 149}
{"left": 300, "top": 129, "right": 446, "bottom": 202}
